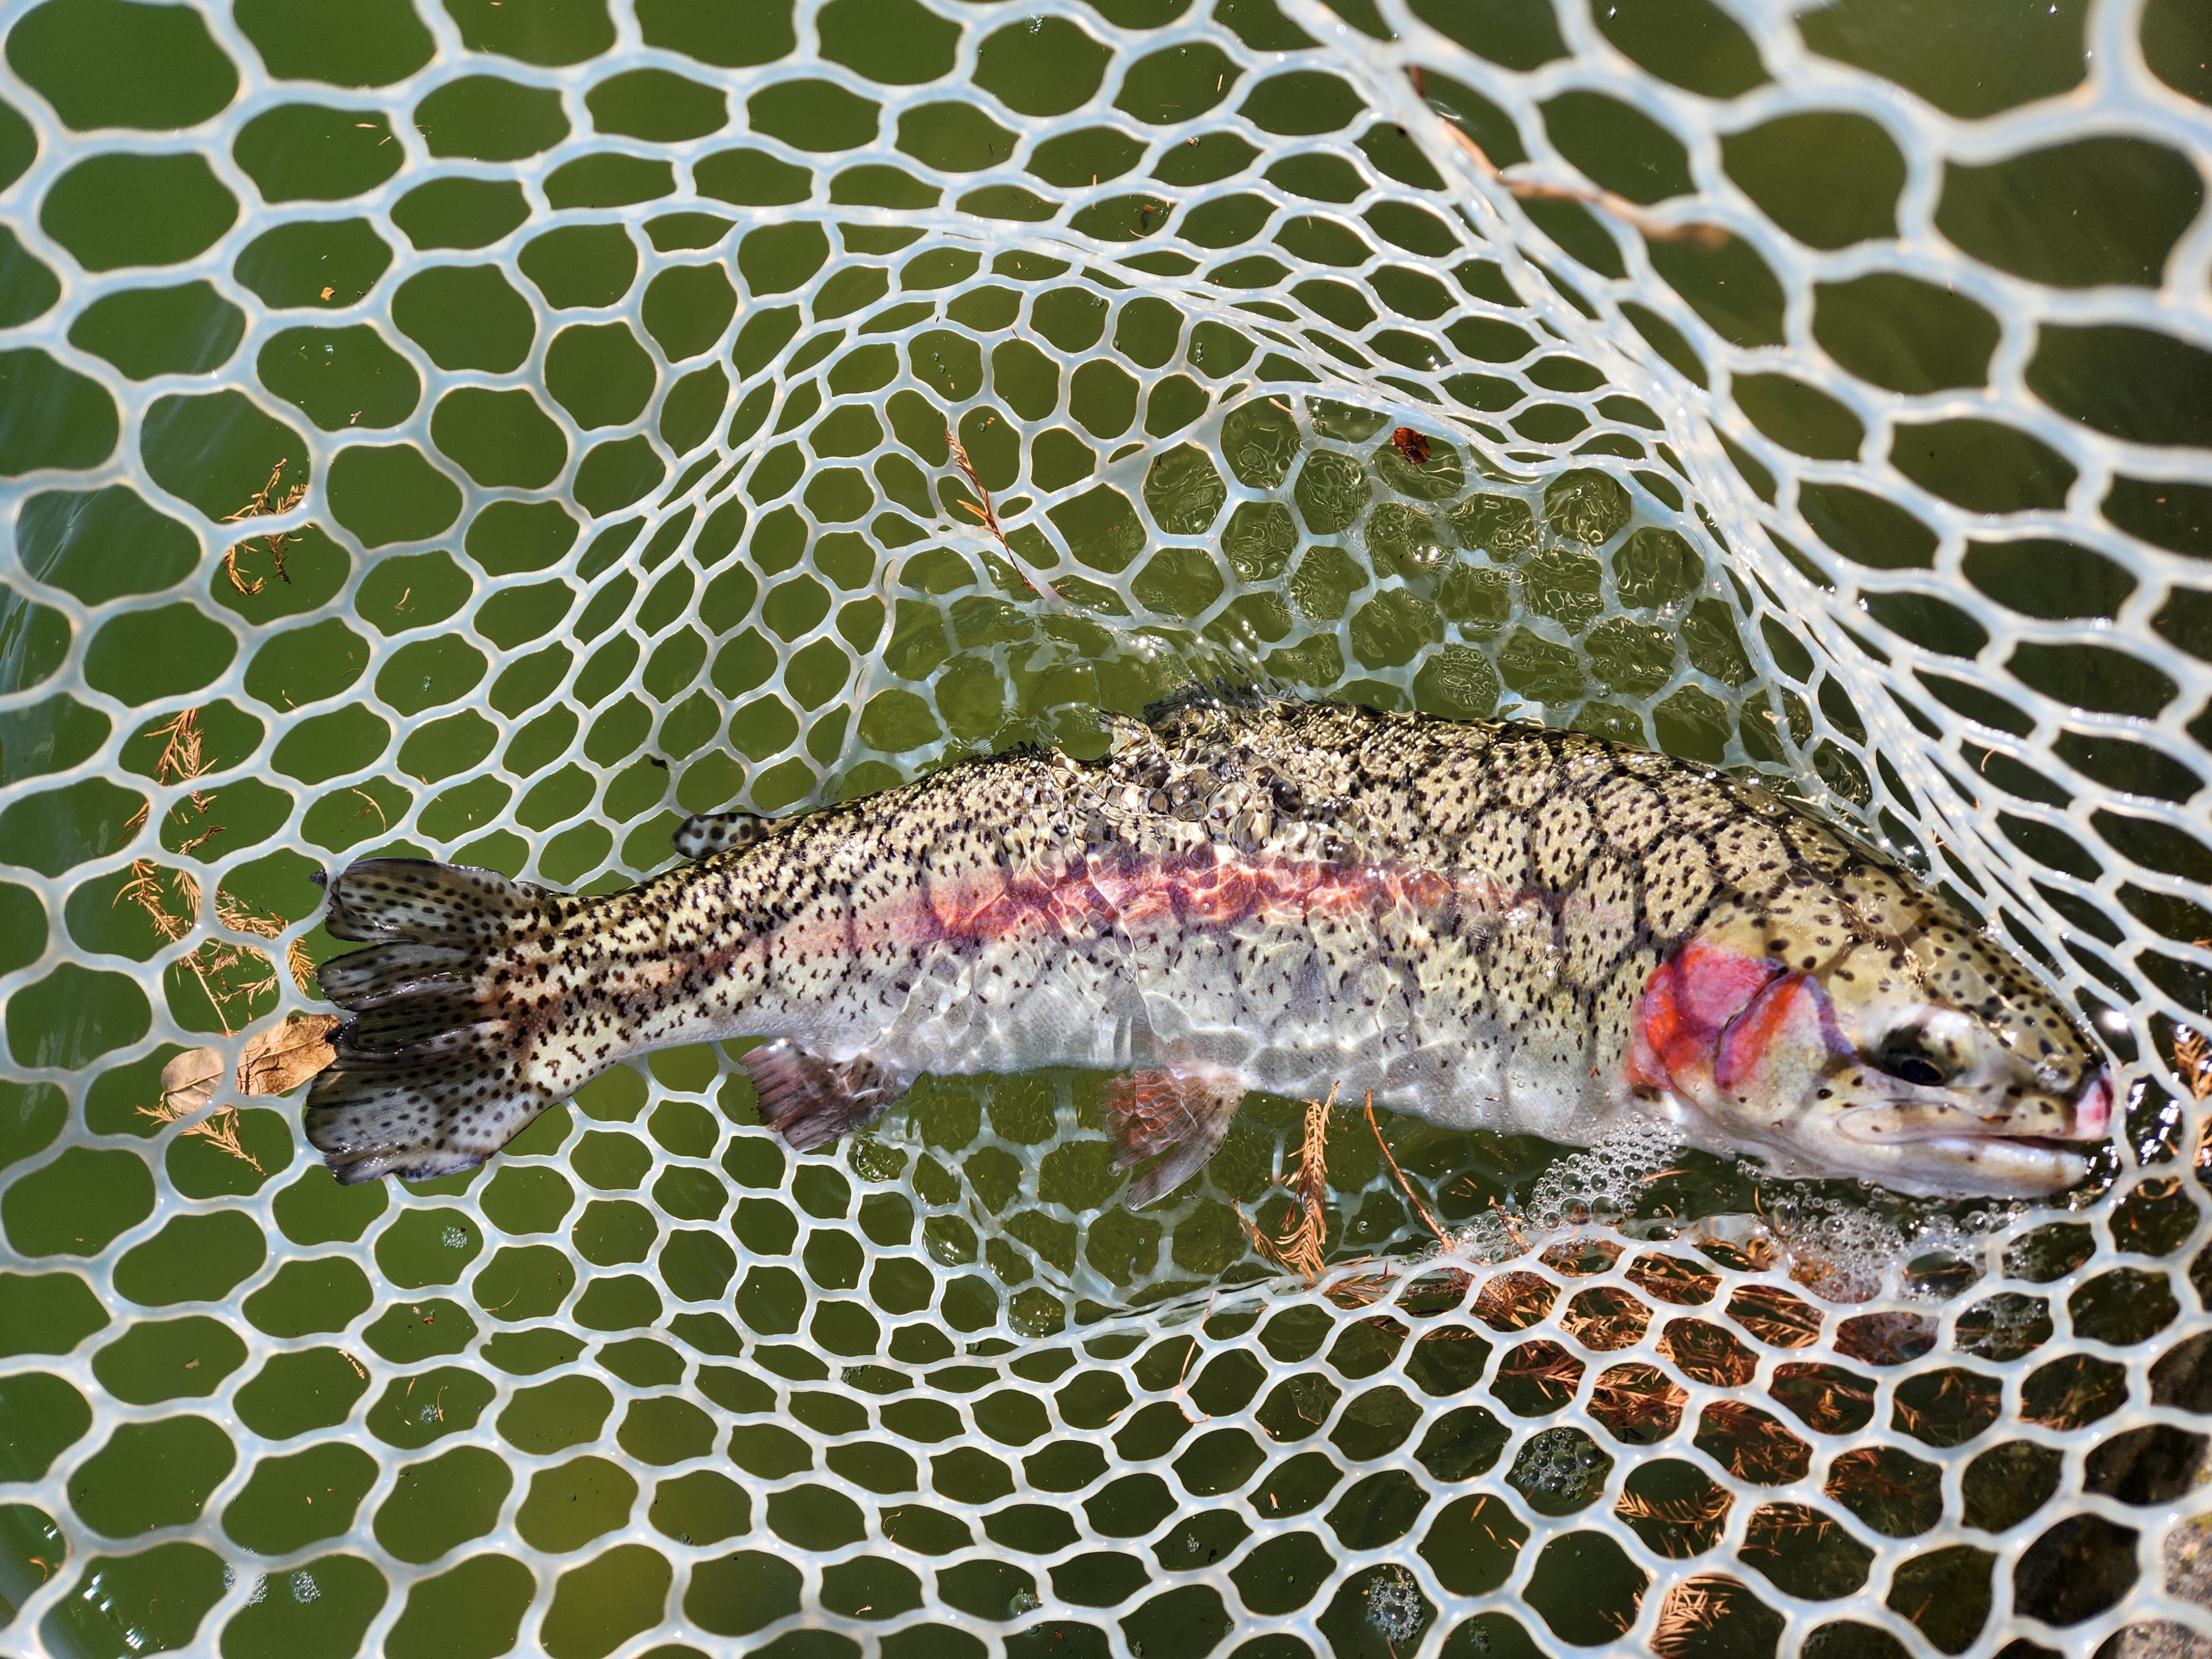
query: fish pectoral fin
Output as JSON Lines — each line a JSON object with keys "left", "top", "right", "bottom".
{"left": 1105, "top": 1067, "right": 1246, "bottom": 1209}
{"left": 743, "top": 1039, "right": 909, "bottom": 1152}
{"left": 673, "top": 808, "right": 767, "bottom": 861}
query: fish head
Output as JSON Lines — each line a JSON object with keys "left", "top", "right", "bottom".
{"left": 1631, "top": 874, "right": 2111, "bottom": 1197}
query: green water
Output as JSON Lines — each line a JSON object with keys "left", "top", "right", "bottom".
{"left": 3, "top": 0, "right": 2210, "bottom": 1651}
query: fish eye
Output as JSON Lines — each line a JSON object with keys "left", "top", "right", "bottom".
{"left": 1872, "top": 1027, "right": 1954, "bottom": 1089}
{"left": 1881, "top": 1051, "right": 1949, "bottom": 1088}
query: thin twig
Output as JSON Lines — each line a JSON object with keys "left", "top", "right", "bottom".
{"left": 1438, "top": 123, "right": 1730, "bottom": 249}
{"left": 944, "top": 428, "right": 1010, "bottom": 556}
{"left": 1364, "top": 1092, "right": 1448, "bottom": 1245}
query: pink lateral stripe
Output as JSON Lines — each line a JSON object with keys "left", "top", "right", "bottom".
{"left": 895, "top": 845, "right": 1467, "bottom": 952}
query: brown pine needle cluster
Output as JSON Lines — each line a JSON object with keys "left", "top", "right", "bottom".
{"left": 1615, "top": 1486, "right": 1733, "bottom": 1547}
{"left": 218, "top": 460, "right": 307, "bottom": 596}
{"left": 138, "top": 1088, "right": 205, "bottom": 1130}
{"left": 1590, "top": 1363, "right": 1687, "bottom": 1443}
{"left": 1727, "top": 1285, "right": 1823, "bottom": 1349}
{"left": 1473, "top": 1270, "right": 1557, "bottom": 1331}
{"left": 1237, "top": 1084, "right": 1338, "bottom": 1284}
{"left": 2174, "top": 1025, "right": 2212, "bottom": 1101}
{"left": 179, "top": 1105, "right": 264, "bottom": 1173}
{"left": 1747, "top": 1506, "right": 1838, "bottom": 1552}
{"left": 1653, "top": 1576, "right": 1755, "bottom": 1658}
{"left": 117, "top": 709, "right": 312, "bottom": 1039}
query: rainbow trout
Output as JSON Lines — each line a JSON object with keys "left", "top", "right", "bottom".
{"left": 307, "top": 695, "right": 2112, "bottom": 1201}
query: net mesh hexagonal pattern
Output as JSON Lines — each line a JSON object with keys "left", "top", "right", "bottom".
{"left": 2, "top": 0, "right": 2209, "bottom": 1654}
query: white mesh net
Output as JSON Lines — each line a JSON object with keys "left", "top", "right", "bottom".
{"left": 2, "top": 0, "right": 2210, "bottom": 1653}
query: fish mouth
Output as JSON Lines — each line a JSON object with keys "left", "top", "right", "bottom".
{"left": 1900, "top": 1135, "right": 2093, "bottom": 1197}
{"left": 1827, "top": 1116, "right": 2094, "bottom": 1195}
{"left": 1828, "top": 1074, "right": 2115, "bottom": 1195}
{"left": 1835, "top": 1066, "right": 2116, "bottom": 1153}
{"left": 2071, "top": 1068, "right": 2115, "bottom": 1140}
{"left": 1835, "top": 1112, "right": 2105, "bottom": 1153}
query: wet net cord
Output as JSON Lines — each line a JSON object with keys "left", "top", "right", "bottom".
{"left": 0, "top": 0, "right": 2209, "bottom": 1655}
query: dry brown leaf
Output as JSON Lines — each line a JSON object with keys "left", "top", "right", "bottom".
{"left": 234, "top": 1013, "right": 340, "bottom": 1096}
{"left": 150, "top": 1046, "right": 223, "bottom": 1121}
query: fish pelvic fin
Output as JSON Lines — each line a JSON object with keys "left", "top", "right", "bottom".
{"left": 741, "top": 1039, "right": 910, "bottom": 1151}
{"left": 306, "top": 859, "right": 580, "bottom": 1185}
{"left": 1106, "top": 1067, "right": 1246, "bottom": 1208}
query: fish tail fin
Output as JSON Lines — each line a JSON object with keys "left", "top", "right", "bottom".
{"left": 305, "top": 859, "right": 584, "bottom": 1185}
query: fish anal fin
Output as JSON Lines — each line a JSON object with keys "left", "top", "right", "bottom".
{"left": 743, "top": 1039, "right": 909, "bottom": 1151}
{"left": 674, "top": 809, "right": 767, "bottom": 862}
{"left": 1105, "top": 1067, "right": 1246, "bottom": 1209}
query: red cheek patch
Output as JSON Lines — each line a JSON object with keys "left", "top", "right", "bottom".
{"left": 1715, "top": 972, "right": 1829, "bottom": 1095}
{"left": 1634, "top": 940, "right": 1785, "bottom": 1091}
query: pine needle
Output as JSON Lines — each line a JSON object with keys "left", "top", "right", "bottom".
{"left": 1237, "top": 1083, "right": 1339, "bottom": 1284}
{"left": 1363, "top": 1093, "right": 1448, "bottom": 1245}
{"left": 219, "top": 461, "right": 307, "bottom": 595}
{"left": 149, "top": 707, "right": 208, "bottom": 785}
{"left": 180, "top": 1104, "right": 263, "bottom": 1173}
{"left": 2174, "top": 1025, "right": 2211, "bottom": 1100}
{"left": 1439, "top": 124, "right": 1731, "bottom": 250}
{"left": 1616, "top": 1488, "right": 1733, "bottom": 1532}
{"left": 1653, "top": 1577, "right": 1738, "bottom": 1657}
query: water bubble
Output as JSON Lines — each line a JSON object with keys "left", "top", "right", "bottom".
{"left": 1366, "top": 1564, "right": 1423, "bottom": 1641}
{"left": 1526, "top": 1120, "right": 1678, "bottom": 1229}
{"left": 1507, "top": 1426, "right": 1613, "bottom": 1512}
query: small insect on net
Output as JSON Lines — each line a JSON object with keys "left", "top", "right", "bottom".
{"left": 1, "top": 0, "right": 2209, "bottom": 1653}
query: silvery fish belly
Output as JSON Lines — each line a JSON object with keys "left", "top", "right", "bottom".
{"left": 305, "top": 695, "right": 2115, "bottom": 1204}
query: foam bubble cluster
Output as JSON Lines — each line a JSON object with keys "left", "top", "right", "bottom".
{"left": 1525, "top": 1119, "right": 1683, "bottom": 1229}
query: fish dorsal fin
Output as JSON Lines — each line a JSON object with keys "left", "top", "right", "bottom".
{"left": 674, "top": 808, "right": 766, "bottom": 861}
